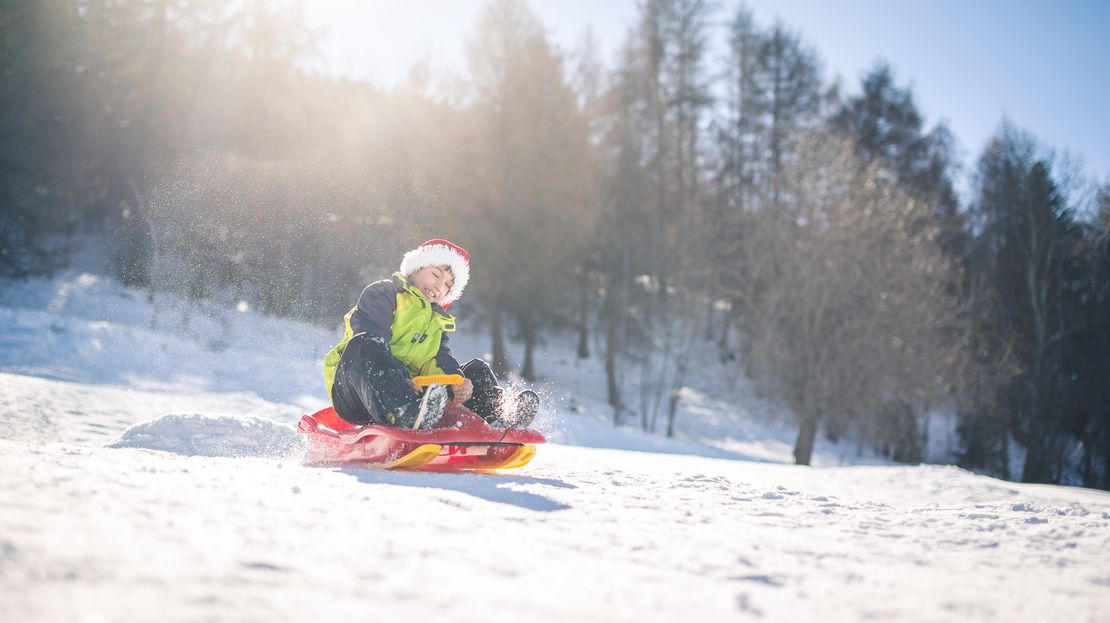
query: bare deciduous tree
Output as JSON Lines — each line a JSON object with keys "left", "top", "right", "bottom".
{"left": 733, "top": 130, "right": 962, "bottom": 465}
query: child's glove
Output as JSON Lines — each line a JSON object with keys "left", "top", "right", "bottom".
{"left": 452, "top": 378, "right": 474, "bottom": 404}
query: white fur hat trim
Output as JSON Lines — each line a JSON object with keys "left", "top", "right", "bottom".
{"left": 399, "top": 241, "right": 469, "bottom": 305}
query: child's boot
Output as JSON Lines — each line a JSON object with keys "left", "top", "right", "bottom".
{"left": 505, "top": 389, "right": 539, "bottom": 428}
{"left": 391, "top": 383, "right": 449, "bottom": 430}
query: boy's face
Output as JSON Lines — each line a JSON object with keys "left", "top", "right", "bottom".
{"left": 408, "top": 265, "right": 454, "bottom": 304}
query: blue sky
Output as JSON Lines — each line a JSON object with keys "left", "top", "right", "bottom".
{"left": 304, "top": 0, "right": 1110, "bottom": 201}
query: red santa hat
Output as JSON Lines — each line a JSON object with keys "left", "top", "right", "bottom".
{"left": 399, "top": 239, "right": 470, "bottom": 306}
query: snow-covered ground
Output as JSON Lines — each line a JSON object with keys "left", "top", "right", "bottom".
{"left": 2, "top": 269, "right": 1109, "bottom": 622}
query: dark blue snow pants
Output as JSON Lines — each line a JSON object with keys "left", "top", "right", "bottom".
{"left": 331, "top": 333, "right": 503, "bottom": 427}
{"left": 331, "top": 333, "right": 418, "bottom": 427}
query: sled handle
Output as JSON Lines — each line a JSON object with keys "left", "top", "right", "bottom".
{"left": 412, "top": 374, "right": 465, "bottom": 387}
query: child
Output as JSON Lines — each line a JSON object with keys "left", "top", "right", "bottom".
{"left": 323, "top": 239, "right": 538, "bottom": 430}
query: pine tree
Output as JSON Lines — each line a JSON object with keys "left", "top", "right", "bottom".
{"left": 831, "top": 61, "right": 962, "bottom": 252}
{"left": 455, "top": 0, "right": 597, "bottom": 381}
{"left": 966, "top": 122, "right": 1082, "bottom": 483}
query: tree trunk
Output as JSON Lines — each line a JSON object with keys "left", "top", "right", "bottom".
{"left": 519, "top": 308, "right": 538, "bottom": 382}
{"left": 666, "top": 388, "right": 679, "bottom": 437}
{"left": 718, "top": 303, "right": 734, "bottom": 361}
{"left": 522, "top": 324, "right": 536, "bottom": 382}
{"left": 1000, "top": 428, "right": 1010, "bottom": 481}
{"left": 490, "top": 306, "right": 508, "bottom": 377}
{"left": 794, "top": 414, "right": 819, "bottom": 465}
{"left": 605, "top": 289, "right": 622, "bottom": 415}
{"left": 1020, "top": 435, "right": 1060, "bottom": 485}
{"left": 1021, "top": 443, "right": 1043, "bottom": 484}
{"left": 705, "top": 301, "right": 715, "bottom": 341}
{"left": 577, "top": 267, "right": 590, "bottom": 359}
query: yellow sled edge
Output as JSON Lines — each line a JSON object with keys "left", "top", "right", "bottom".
{"left": 386, "top": 444, "right": 443, "bottom": 469}
{"left": 486, "top": 445, "right": 537, "bottom": 470}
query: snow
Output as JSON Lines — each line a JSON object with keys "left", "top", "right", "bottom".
{"left": 2, "top": 269, "right": 1109, "bottom": 622}
{"left": 106, "top": 413, "right": 303, "bottom": 459}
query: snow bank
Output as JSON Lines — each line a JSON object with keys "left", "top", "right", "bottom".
{"left": 106, "top": 412, "right": 304, "bottom": 460}
{"left": 0, "top": 272, "right": 335, "bottom": 410}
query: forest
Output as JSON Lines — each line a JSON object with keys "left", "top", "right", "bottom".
{"left": 3, "top": 0, "right": 1109, "bottom": 489}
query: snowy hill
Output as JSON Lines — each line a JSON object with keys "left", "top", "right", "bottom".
{"left": 2, "top": 270, "right": 1109, "bottom": 622}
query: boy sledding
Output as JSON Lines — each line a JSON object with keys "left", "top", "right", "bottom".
{"left": 298, "top": 239, "right": 545, "bottom": 469}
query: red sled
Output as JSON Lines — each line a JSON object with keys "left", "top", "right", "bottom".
{"left": 297, "top": 402, "right": 545, "bottom": 471}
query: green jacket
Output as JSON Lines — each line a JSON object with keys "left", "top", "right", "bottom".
{"left": 323, "top": 273, "right": 460, "bottom": 402}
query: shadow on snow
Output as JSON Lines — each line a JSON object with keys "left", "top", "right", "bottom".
{"left": 339, "top": 468, "right": 575, "bottom": 512}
